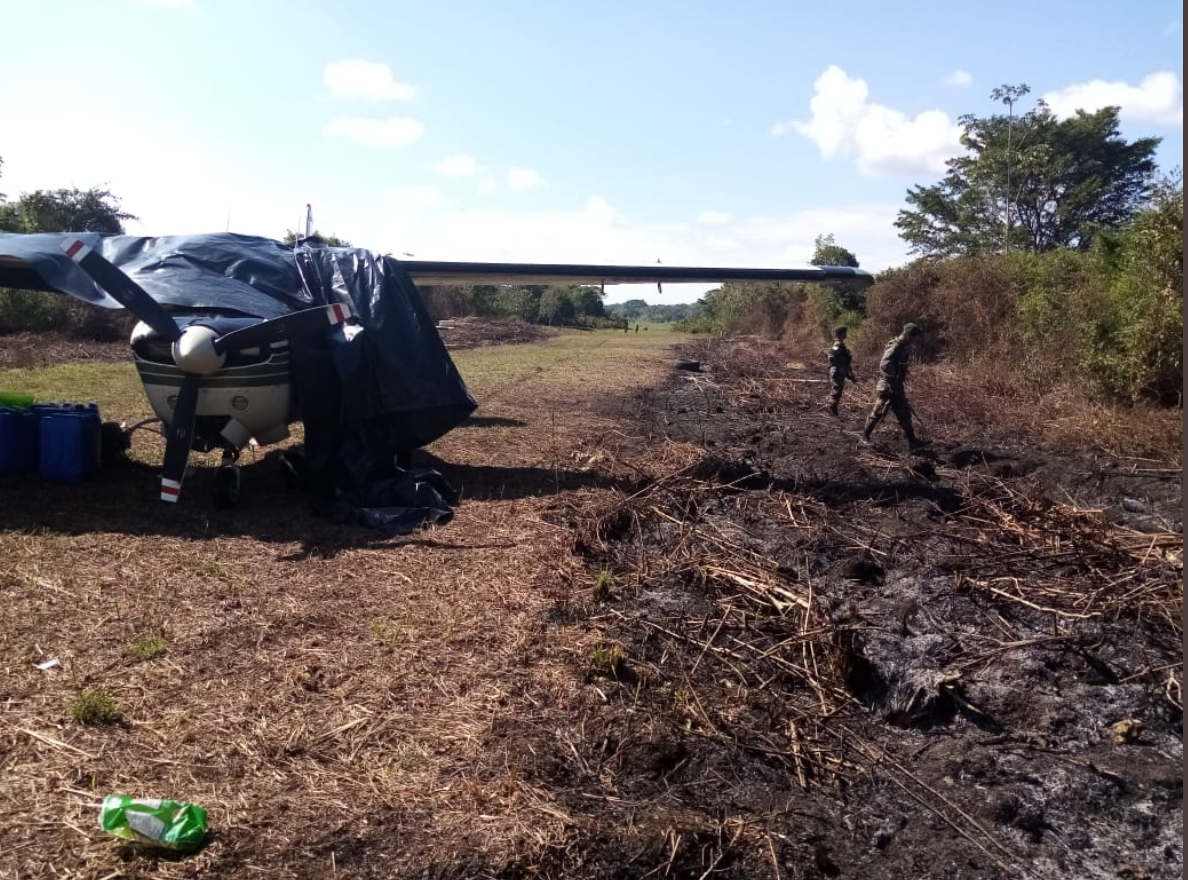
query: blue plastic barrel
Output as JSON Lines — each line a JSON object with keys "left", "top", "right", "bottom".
{"left": 0, "top": 408, "right": 40, "bottom": 475}
{"left": 39, "top": 410, "right": 100, "bottom": 483}
{"left": 72, "top": 403, "right": 102, "bottom": 475}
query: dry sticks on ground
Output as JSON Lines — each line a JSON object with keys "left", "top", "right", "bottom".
{"left": 553, "top": 428, "right": 1183, "bottom": 784}
{"left": 945, "top": 472, "right": 1183, "bottom": 637}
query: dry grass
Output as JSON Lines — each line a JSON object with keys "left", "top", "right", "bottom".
{"left": 908, "top": 362, "right": 1183, "bottom": 465}
{"left": 0, "top": 327, "right": 700, "bottom": 878}
{"left": 0, "top": 325, "right": 1180, "bottom": 879}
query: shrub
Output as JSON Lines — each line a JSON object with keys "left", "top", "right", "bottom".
{"left": 70, "top": 686, "right": 123, "bottom": 726}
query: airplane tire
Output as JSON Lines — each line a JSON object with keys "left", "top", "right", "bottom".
{"left": 214, "top": 466, "right": 242, "bottom": 509}
{"left": 100, "top": 421, "right": 131, "bottom": 467}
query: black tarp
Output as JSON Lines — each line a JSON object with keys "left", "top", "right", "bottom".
{"left": 0, "top": 232, "right": 477, "bottom": 529}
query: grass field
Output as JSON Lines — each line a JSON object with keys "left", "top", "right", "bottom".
{"left": 0, "top": 327, "right": 693, "bottom": 879}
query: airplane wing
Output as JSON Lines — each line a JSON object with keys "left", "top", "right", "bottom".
{"left": 399, "top": 260, "right": 873, "bottom": 288}
{"left": 0, "top": 233, "right": 113, "bottom": 304}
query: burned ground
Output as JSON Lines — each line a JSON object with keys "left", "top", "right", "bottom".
{"left": 0, "top": 329, "right": 1180, "bottom": 880}
{"left": 539, "top": 336, "right": 1182, "bottom": 880}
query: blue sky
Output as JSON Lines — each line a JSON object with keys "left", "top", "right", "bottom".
{"left": 1, "top": 0, "right": 1181, "bottom": 303}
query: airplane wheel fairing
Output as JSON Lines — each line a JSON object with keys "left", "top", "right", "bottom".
{"left": 214, "top": 465, "right": 242, "bottom": 509}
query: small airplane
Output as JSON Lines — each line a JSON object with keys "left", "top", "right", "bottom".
{"left": 0, "top": 222, "right": 873, "bottom": 508}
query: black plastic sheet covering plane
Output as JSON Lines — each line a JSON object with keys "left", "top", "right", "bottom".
{"left": 0, "top": 232, "right": 476, "bottom": 532}
{"left": 0, "top": 231, "right": 479, "bottom": 453}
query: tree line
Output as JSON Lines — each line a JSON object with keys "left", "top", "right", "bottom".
{"left": 0, "top": 161, "right": 139, "bottom": 336}
{"left": 674, "top": 87, "right": 1182, "bottom": 405}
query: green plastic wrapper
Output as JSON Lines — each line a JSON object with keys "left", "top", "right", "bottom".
{"left": 98, "top": 795, "right": 208, "bottom": 851}
{"left": 0, "top": 392, "right": 34, "bottom": 409}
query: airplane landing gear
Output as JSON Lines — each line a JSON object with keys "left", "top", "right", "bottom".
{"left": 214, "top": 449, "right": 242, "bottom": 509}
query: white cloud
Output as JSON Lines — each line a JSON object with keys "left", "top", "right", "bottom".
{"left": 774, "top": 65, "right": 965, "bottom": 177}
{"left": 506, "top": 167, "right": 547, "bottom": 191}
{"left": 697, "top": 210, "right": 733, "bottom": 225}
{"left": 476, "top": 178, "right": 497, "bottom": 195}
{"left": 1043, "top": 71, "right": 1183, "bottom": 126}
{"left": 323, "top": 60, "right": 416, "bottom": 102}
{"left": 426, "top": 154, "right": 483, "bottom": 176}
{"left": 943, "top": 69, "right": 973, "bottom": 87}
{"left": 582, "top": 196, "right": 625, "bottom": 227}
{"left": 323, "top": 115, "right": 425, "bottom": 147}
{"left": 369, "top": 191, "right": 906, "bottom": 303}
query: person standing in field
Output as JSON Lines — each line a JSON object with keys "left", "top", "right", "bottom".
{"left": 862, "top": 322, "right": 925, "bottom": 449}
{"left": 827, "top": 326, "right": 858, "bottom": 416}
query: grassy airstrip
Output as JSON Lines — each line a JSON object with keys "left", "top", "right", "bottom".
{"left": 0, "top": 325, "right": 687, "bottom": 879}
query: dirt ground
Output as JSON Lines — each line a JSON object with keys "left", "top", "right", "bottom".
{"left": 0, "top": 327, "right": 1181, "bottom": 880}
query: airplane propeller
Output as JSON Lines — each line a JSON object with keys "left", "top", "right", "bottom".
{"left": 61, "top": 239, "right": 182, "bottom": 342}
{"left": 61, "top": 238, "right": 350, "bottom": 504}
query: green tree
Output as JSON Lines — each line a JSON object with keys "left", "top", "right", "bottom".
{"left": 615, "top": 299, "right": 648, "bottom": 320}
{"left": 568, "top": 285, "right": 606, "bottom": 318}
{"left": 811, "top": 233, "right": 865, "bottom": 314}
{"left": 895, "top": 86, "right": 1160, "bottom": 258}
{"left": 282, "top": 229, "right": 352, "bottom": 247}
{"left": 500, "top": 286, "right": 543, "bottom": 321}
{"left": 1086, "top": 170, "right": 1184, "bottom": 401}
{"left": 810, "top": 233, "right": 859, "bottom": 267}
{"left": 0, "top": 186, "right": 137, "bottom": 233}
{"left": 537, "top": 286, "right": 576, "bottom": 325}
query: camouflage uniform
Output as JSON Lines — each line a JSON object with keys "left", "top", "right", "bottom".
{"left": 863, "top": 336, "right": 920, "bottom": 445}
{"left": 827, "top": 340, "right": 856, "bottom": 415}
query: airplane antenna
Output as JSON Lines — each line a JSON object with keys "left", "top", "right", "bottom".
{"left": 305, "top": 203, "right": 313, "bottom": 239}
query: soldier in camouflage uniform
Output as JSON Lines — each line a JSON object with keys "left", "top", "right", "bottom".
{"left": 827, "top": 326, "right": 858, "bottom": 416}
{"left": 862, "top": 322, "right": 924, "bottom": 448}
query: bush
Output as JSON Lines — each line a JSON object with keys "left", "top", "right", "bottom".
{"left": 0, "top": 289, "right": 67, "bottom": 334}
{"left": 420, "top": 285, "right": 475, "bottom": 322}
{"left": 0, "top": 288, "right": 136, "bottom": 340}
{"left": 860, "top": 203, "right": 1182, "bottom": 406}
{"left": 70, "top": 686, "right": 123, "bottom": 726}
{"left": 1085, "top": 179, "right": 1183, "bottom": 403}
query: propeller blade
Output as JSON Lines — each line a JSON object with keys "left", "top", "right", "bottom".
{"left": 211, "top": 303, "right": 351, "bottom": 354}
{"left": 160, "top": 374, "right": 200, "bottom": 503}
{"left": 60, "top": 238, "right": 181, "bottom": 342}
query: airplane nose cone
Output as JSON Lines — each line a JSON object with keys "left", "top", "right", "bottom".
{"left": 172, "top": 325, "right": 226, "bottom": 375}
